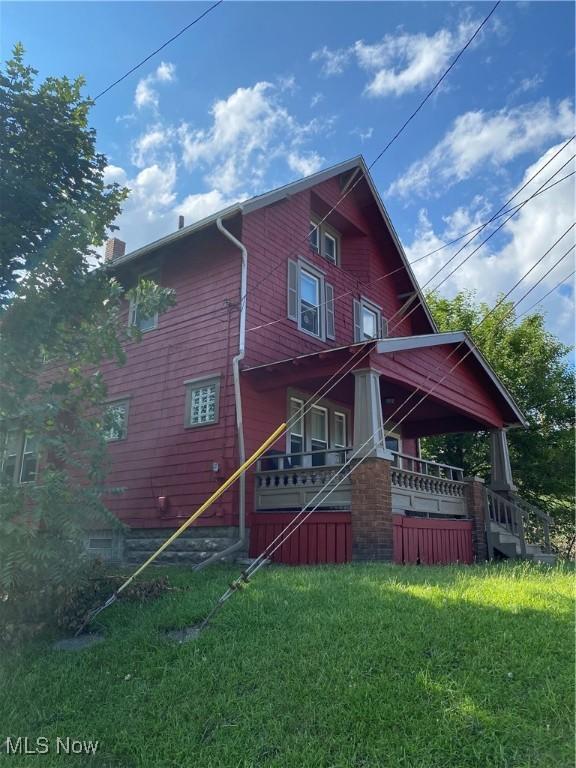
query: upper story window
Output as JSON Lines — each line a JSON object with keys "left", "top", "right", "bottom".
{"left": 310, "top": 218, "right": 340, "bottom": 265}
{"left": 288, "top": 259, "right": 335, "bottom": 341}
{"left": 1, "top": 430, "right": 38, "bottom": 485}
{"left": 129, "top": 269, "right": 159, "bottom": 333}
{"left": 185, "top": 375, "right": 221, "bottom": 428}
{"left": 104, "top": 399, "right": 130, "bottom": 442}
{"left": 353, "top": 298, "right": 386, "bottom": 342}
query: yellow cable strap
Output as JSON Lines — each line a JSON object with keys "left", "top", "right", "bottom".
{"left": 116, "top": 422, "right": 287, "bottom": 595}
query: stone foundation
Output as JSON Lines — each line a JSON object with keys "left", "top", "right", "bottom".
{"left": 350, "top": 457, "right": 393, "bottom": 561}
{"left": 85, "top": 526, "right": 246, "bottom": 567}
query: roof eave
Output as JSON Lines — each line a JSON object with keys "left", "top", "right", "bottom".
{"left": 376, "top": 332, "right": 528, "bottom": 428}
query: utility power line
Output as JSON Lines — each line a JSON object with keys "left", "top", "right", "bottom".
{"left": 93, "top": 1, "right": 223, "bottom": 101}
{"left": 199, "top": 228, "right": 574, "bottom": 622}
{"left": 245, "top": 2, "right": 501, "bottom": 303}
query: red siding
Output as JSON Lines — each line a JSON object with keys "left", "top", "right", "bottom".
{"left": 242, "top": 176, "right": 430, "bottom": 370}
{"left": 249, "top": 512, "right": 352, "bottom": 564}
{"left": 101, "top": 230, "right": 242, "bottom": 528}
{"left": 393, "top": 515, "right": 473, "bottom": 565}
{"left": 371, "top": 346, "right": 507, "bottom": 428}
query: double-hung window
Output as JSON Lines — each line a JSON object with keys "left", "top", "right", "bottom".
{"left": 300, "top": 269, "right": 321, "bottom": 337}
{"left": 310, "top": 405, "right": 328, "bottom": 466}
{"left": 286, "top": 392, "right": 350, "bottom": 467}
{"left": 353, "top": 298, "right": 385, "bottom": 342}
{"left": 288, "top": 397, "right": 305, "bottom": 466}
{"left": 1, "top": 430, "right": 38, "bottom": 485}
{"left": 287, "top": 259, "right": 335, "bottom": 341}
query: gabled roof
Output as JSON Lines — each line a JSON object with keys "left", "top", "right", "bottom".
{"left": 111, "top": 156, "right": 438, "bottom": 332}
{"left": 376, "top": 332, "right": 528, "bottom": 427}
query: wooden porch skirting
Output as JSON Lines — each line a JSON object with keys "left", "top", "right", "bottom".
{"left": 249, "top": 512, "right": 352, "bottom": 565}
{"left": 393, "top": 515, "right": 473, "bottom": 565}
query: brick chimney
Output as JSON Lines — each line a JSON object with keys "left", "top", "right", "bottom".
{"left": 104, "top": 237, "right": 126, "bottom": 262}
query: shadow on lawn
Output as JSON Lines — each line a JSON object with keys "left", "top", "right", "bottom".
{"left": 2, "top": 563, "right": 573, "bottom": 768}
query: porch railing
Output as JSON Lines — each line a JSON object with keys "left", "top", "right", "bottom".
{"left": 391, "top": 452, "right": 465, "bottom": 481}
{"left": 255, "top": 448, "right": 467, "bottom": 514}
{"left": 485, "top": 487, "right": 552, "bottom": 557}
{"left": 255, "top": 448, "right": 353, "bottom": 511}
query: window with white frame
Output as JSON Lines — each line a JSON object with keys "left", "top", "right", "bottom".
{"left": 129, "top": 270, "right": 159, "bottom": 333}
{"left": 353, "top": 298, "right": 385, "bottom": 342}
{"left": 1, "top": 430, "right": 38, "bottom": 485}
{"left": 288, "top": 397, "right": 305, "bottom": 464}
{"left": 333, "top": 412, "right": 347, "bottom": 448}
{"left": 384, "top": 434, "right": 401, "bottom": 453}
{"left": 287, "top": 259, "right": 335, "bottom": 341}
{"left": 309, "top": 218, "right": 340, "bottom": 265}
{"left": 286, "top": 392, "right": 349, "bottom": 466}
{"left": 185, "top": 376, "right": 221, "bottom": 427}
{"left": 104, "top": 400, "right": 130, "bottom": 442}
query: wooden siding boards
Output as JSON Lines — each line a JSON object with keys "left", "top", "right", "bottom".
{"left": 242, "top": 179, "right": 418, "bottom": 370}
{"left": 102, "top": 234, "right": 242, "bottom": 529}
{"left": 96, "top": 166, "right": 516, "bottom": 534}
{"left": 370, "top": 346, "right": 507, "bottom": 428}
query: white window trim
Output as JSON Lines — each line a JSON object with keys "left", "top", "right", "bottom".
{"left": 355, "top": 296, "right": 385, "bottom": 342}
{"left": 333, "top": 411, "right": 347, "bottom": 449}
{"left": 310, "top": 217, "right": 341, "bottom": 266}
{"left": 104, "top": 397, "right": 131, "bottom": 442}
{"left": 129, "top": 268, "right": 160, "bottom": 333}
{"left": 184, "top": 374, "right": 221, "bottom": 428}
{"left": 383, "top": 429, "right": 402, "bottom": 454}
{"left": 286, "top": 390, "right": 351, "bottom": 454}
{"left": 298, "top": 259, "right": 326, "bottom": 341}
{"left": 1, "top": 429, "right": 39, "bottom": 485}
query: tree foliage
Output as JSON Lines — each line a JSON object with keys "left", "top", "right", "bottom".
{"left": 422, "top": 290, "right": 574, "bottom": 536}
{"left": 0, "top": 47, "right": 174, "bottom": 633}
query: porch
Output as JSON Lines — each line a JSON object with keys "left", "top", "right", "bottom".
{"left": 243, "top": 334, "right": 554, "bottom": 566}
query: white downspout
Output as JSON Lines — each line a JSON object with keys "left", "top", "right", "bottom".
{"left": 194, "top": 214, "right": 247, "bottom": 570}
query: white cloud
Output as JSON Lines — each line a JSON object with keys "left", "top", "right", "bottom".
{"left": 286, "top": 151, "right": 323, "bottom": 177}
{"left": 388, "top": 99, "right": 575, "bottom": 199}
{"left": 515, "top": 74, "right": 544, "bottom": 95}
{"left": 134, "top": 61, "right": 176, "bottom": 110}
{"left": 131, "top": 125, "right": 174, "bottom": 168}
{"left": 351, "top": 126, "right": 373, "bottom": 142}
{"left": 310, "top": 19, "right": 481, "bottom": 97}
{"left": 310, "top": 45, "right": 351, "bottom": 76}
{"left": 404, "top": 142, "right": 576, "bottom": 344}
{"left": 105, "top": 78, "right": 329, "bottom": 252}
{"left": 355, "top": 21, "right": 477, "bottom": 97}
{"left": 310, "top": 92, "right": 324, "bottom": 108}
{"left": 179, "top": 81, "right": 324, "bottom": 194}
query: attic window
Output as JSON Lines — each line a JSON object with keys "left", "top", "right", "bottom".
{"left": 309, "top": 217, "right": 340, "bottom": 265}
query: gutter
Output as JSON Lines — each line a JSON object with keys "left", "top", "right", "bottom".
{"left": 194, "top": 212, "right": 248, "bottom": 570}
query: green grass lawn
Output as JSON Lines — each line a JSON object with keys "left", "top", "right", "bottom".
{"left": 1, "top": 562, "right": 574, "bottom": 768}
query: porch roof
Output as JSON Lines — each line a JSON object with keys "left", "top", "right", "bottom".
{"left": 242, "top": 332, "right": 527, "bottom": 431}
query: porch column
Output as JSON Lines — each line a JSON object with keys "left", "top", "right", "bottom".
{"left": 352, "top": 369, "right": 393, "bottom": 459}
{"left": 489, "top": 428, "right": 516, "bottom": 494}
{"left": 351, "top": 368, "right": 394, "bottom": 561}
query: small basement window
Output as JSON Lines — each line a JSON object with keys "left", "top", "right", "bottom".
{"left": 185, "top": 376, "right": 221, "bottom": 427}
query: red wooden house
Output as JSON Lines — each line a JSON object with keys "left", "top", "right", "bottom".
{"left": 90, "top": 157, "right": 553, "bottom": 567}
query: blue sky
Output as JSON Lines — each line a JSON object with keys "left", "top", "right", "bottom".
{"left": 3, "top": 1, "right": 575, "bottom": 344}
